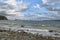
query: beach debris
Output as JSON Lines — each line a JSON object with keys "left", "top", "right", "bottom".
{"left": 54, "top": 33, "right": 59, "bottom": 35}
{"left": 0, "top": 26, "right": 60, "bottom": 38}
{"left": 0, "top": 28, "right": 60, "bottom": 40}
{"left": 21, "top": 25, "right": 24, "bottom": 27}
{"left": 49, "top": 30, "right": 54, "bottom": 32}
{"left": 17, "top": 30, "right": 24, "bottom": 32}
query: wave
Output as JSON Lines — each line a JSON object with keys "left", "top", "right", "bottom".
{"left": 0, "top": 26, "right": 60, "bottom": 37}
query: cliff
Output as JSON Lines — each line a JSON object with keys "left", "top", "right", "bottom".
{"left": 0, "top": 15, "right": 8, "bottom": 20}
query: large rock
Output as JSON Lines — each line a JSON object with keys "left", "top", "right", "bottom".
{"left": 0, "top": 15, "right": 8, "bottom": 20}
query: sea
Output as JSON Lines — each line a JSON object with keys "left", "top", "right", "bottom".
{"left": 0, "top": 20, "right": 60, "bottom": 32}
{"left": 0, "top": 20, "right": 60, "bottom": 37}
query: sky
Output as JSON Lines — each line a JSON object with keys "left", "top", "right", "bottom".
{"left": 0, "top": 0, "right": 60, "bottom": 20}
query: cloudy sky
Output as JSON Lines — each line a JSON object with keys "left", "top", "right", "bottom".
{"left": 0, "top": 0, "right": 60, "bottom": 20}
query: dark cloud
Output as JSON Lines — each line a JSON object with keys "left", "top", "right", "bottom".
{"left": 0, "top": 2, "right": 16, "bottom": 17}
{"left": 0, "top": 11, "right": 16, "bottom": 16}
{"left": 0, "top": 2, "right": 15, "bottom": 9}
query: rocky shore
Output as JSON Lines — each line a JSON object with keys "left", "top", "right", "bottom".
{"left": 0, "top": 29, "right": 60, "bottom": 40}
{"left": 0, "top": 26, "right": 60, "bottom": 40}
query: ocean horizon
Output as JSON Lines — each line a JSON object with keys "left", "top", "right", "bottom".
{"left": 0, "top": 20, "right": 60, "bottom": 31}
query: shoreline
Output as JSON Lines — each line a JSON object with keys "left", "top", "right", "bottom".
{"left": 0, "top": 29, "right": 59, "bottom": 40}
{"left": 0, "top": 26, "right": 60, "bottom": 37}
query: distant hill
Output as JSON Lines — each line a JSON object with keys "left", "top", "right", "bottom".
{"left": 15, "top": 19, "right": 60, "bottom": 21}
{"left": 0, "top": 15, "right": 8, "bottom": 20}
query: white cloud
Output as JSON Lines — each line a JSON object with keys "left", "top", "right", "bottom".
{"left": 42, "top": 0, "right": 48, "bottom": 4}
{"left": 6, "top": 10, "right": 16, "bottom": 14}
{"left": 6, "top": 16, "right": 16, "bottom": 20}
{"left": 17, "top": 0, "right": 23, "bottom": 4}
{"left": 42, "top": 0, "right": 60, "bottom": 20}
{"left": 17, "top": 0, "right": 28, "bottom": 11}
{"left": 34, "top": 4, "right": 41, "bottom": 9}
{"left": 15, "top": 12, "right": 24, "bottom": 17}
{"left": 5, "top": 0, "right": 28, "bottom": 12}
{"left": 18, "top": 5, "right": 28, "bottom": 11}
{"left": 0, "top": 0, "right": 29, "bottom": 20}
{"left": 6, "top": 0, "right": 17, "bottom": 6}
{"left": 42, "top": 0, "right": 60, "bottom": 10}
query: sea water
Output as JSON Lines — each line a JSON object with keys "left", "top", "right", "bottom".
{"left": 0, "top": 20, "right": 60, "bottom": 31}
{"left": 0, "top": 20, "right": 60, "bottom": 37}
{"left": 0, "top": 20, "right": 60, "bottom": 28}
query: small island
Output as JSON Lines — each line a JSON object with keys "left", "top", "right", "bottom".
{"left": 0, "top": 15, "right": 8, "bottom": 20}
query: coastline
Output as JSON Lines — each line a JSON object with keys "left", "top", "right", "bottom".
{"left": 0, "top": 29, "right": 58, "bottom": 40}
{"left": 0, "top": 26, "right": 60, "bottom": 37}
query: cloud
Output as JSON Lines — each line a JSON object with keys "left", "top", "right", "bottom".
{"left": 0, "top": 0, "right": 28, "bottom": 20}
{"left": 42, "top": 0, "right": 48, "bottom": 4}
{"left": 1, "top": 0, "right": 60, "bottom": 20}
{"left": 42, "top": 0, "right": 60, "bottom": 20}
{"left": 20, "top": 12, "right": 52, "bottom": 20}
{"left": 6, "top": 16, "right": 16, "bottom": 20}
{"left": 7, "top": 0, "right": 28, "bottom": 11}
{"left": 6, "top": 0, "right": 28, "bottom": 13}
{"left": 17, "top": 0, "right": 23, "bottom": 4}
{"left": 42, "top": 0, "right": 60, "bottom": 10}
{"left": 6, "top": 0, "right": 17, "bottom": 6}
{"left": 34, "top": 4, "right": 41, "bottom": 9}
{"left": 15, "top": 12, "right": 24, "bottom": 17}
